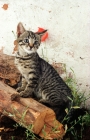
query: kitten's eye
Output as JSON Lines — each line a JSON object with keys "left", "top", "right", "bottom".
{"left": 24, "top": 39, "right": 29, "bottom": 43}
{"left": 34, "top": 41, "right": 39, "bottom": 45}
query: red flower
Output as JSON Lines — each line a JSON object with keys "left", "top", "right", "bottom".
{"left": 37, "top": 27, "right": 48, "bottom": 42}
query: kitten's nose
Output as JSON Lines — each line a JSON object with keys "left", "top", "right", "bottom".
{"left": 29, "top": 43, "right": 33, "bottom": 47}
{"left": 29, "top": 38, "right": 33, "bottom": 47}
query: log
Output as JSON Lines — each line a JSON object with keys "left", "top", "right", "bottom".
{"left": 0, "top": 81, "right": 65, "bottom": 139}
{"left": 0, "top": 49, "right": 21, "bottom": 86}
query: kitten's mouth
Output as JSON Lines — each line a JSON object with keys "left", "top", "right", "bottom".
{"left": 30, "top": 46, "right": 33, "bottom": 50}
{"left": 29, "top": 44, "right": 34, "bottom": 50}
{"left": 26, "top": 45, "right": 33, "bottom": 51}
{"left": 23, "top": 45, "right": 36, "bottom": 54}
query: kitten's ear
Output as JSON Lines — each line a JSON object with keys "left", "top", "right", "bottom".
{"left": 17, "top": 22, "right": 26, "bottom": 37}
{"left": 36, "top": 30, "right": 47, "bottom": 38}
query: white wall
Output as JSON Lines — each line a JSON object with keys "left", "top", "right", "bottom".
{"left": 0, "top": 0, "right": 90, "bottom": 107}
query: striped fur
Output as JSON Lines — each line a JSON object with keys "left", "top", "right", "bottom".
{"left": 15, "top": 23, "right": 73, "bottom": 121}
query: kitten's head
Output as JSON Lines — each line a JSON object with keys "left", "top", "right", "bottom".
{"left": 17, "top": 22, "right": 47, "bottom": 54}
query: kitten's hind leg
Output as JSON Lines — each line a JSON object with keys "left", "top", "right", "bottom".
{"left": 16, "top": 76, "right": 27, "bottom": 92}
{"left": 39, "top": 99, "right": 58, "bottom": 106}
{"left": 39, "top": 98, "right": 65, "bottom": 107}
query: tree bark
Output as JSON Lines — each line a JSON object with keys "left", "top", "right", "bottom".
{"left": 0, "top": 81, "right": 65, "bottom": 139}
{"left": 0, "top": 50, "right": 21, "bottom": 86}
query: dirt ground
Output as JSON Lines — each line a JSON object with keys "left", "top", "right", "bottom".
{"left": 0, "top": 114, "right": 90, "bottom": 140}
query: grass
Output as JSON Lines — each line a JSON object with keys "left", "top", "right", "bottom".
{"left": 25, "top": 129, "right": 37, "bottom": 140}
{"left": 63, "top": 112, "right": 90, "bottom": 140}
{"left": 62, "top": 67, "right": 90, "bottom": 140}
{"left": 65, "top": 67, "right": 90, "bottom": 106}
{"left": 11, "top": 136, "right": 15, "bottom": 140}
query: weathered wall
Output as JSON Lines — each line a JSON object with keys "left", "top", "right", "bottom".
{"left": 0, "top": 0, "right": 90, "bottom": 106}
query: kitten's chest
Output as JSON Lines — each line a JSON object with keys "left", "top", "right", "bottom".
{"left": 15, "top": 58, "right": 31, "bottom": 76}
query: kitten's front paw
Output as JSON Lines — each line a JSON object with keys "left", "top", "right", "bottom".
{"left": 19, "top": 90, "right": 33, "bottom": 98}
{"left": 16, "top": 87, "right": 24, "bottom": 92}
{"left": 19, "top": 91, "right": 30, "bottom": 97}
{"left": 19, "top": 91, "right": 26, "bottom": 97}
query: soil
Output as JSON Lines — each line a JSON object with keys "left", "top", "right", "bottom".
{"left": 0, "top": 114, "right": 26, "bottom": 140}
{"left": 0, "top": 114, "right": 90, "bottom": 140}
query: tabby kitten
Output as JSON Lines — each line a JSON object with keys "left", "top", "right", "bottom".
{"left": 14, "top": 22, "right": 73, "bottom": 121}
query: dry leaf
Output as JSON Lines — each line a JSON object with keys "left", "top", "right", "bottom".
{"left": 2, "top": 4, "right": 8, "bottom": 10}
{"left": 13, "top": 40, "right": 18, "bottom": 54}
